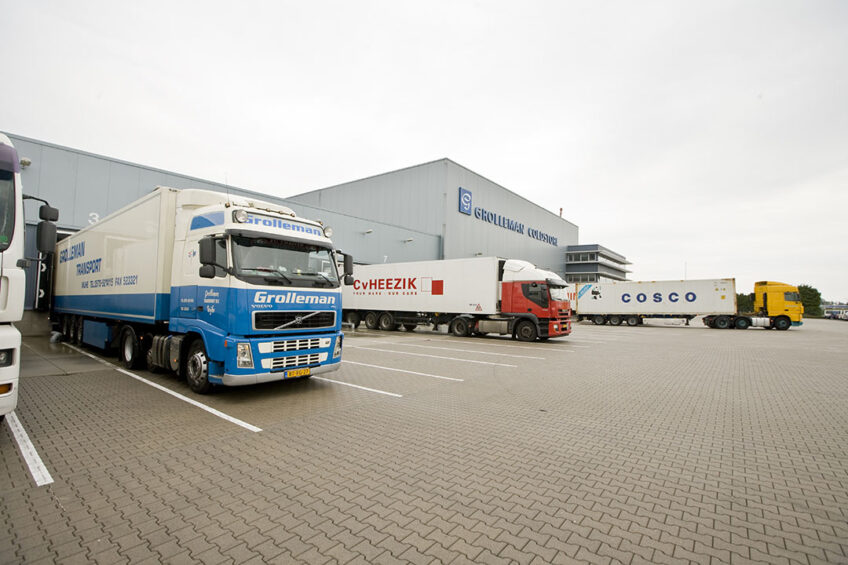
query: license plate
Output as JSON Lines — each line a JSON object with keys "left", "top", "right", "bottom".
{"left": 285, "top": 368, "right": 310, "bottom": 379}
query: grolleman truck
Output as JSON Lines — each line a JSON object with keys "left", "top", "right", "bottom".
{"left": 0, "top": 133, "right": 58, "bottom": 421}
{"left": 574, "top": 278, "right": 802, "bottom": 330}
{"left": 342, "top": 256, "right": 572, "bottom": 341}
{"left": 53, "top": 186, "right": 353, "bottom": 393}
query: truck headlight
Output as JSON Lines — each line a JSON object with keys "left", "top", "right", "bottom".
{"left": 0, "top": 349, "right": 12, "bottom": 367}
{"left": 333, "top": 335, "right": 342, "bottom": 358}
{"left": 233, "top": 209, "right": 249, "bottom": 223}
{"left": 237, "top": 343, "right": 254, "bottom": 368}
{"left": 324, "top": 226, "right": 334, "bottom": 238}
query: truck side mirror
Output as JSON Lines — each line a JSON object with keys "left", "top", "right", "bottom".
{"left": 199, "top": 265, "right": 216, "bottom": 279}
{"left": 344, "top": 274, "right": 354, "bottom": 286}
{"left": 39, "top": 204, "right": 59, "bottom": 222}
{"left": 36, "top": 221, "right": 57, "bottom": 254}
{"left": 198, "top": 237, "right": 216, "bottom": 265}
{"left": 343, "top": 254, "right": 353, "bottom": 277}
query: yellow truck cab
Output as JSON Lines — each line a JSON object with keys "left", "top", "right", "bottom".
{"left": 754, "top": 281, "right": 804, "bottom": 329}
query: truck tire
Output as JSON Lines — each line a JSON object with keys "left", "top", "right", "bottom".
{"left": 61, "top": 316, "right": 73, "bottom": 341}
{"left": 774, "top": 316, "right": 791, "bottom": 331}
{"left": 185, "top": 339, "right": 212, "bottom": 394}
{"left": 592, "top": 315, "right": 606, "bottom": 325}
{"left": 75, "top": 316, "right": 85, "bottom": 345}
{"left": 626, "top": 316, "right": 639, "bottom": 327}
{"left": 608, "top": 315, "right": 622, "bottom": 326}
{"left": 378, "top": 313, "right": 398, "bottom": 331}
{"left": 514, "top": 320, "right": 537, "bottom": 342}
{"left": 119, "top": 326, "right": 142, "bottom": 369}
{"left": 451, "top": 317, "right": 470, "bottom": 337}
{"left": 344, "top": 312, "right": 361, "bottom": 329}
{"left": 713, "top": 316, "right": 731, "bottom": 329}
{"left": 364, "top": 312, "right": 379, "bottom": 329}
{"left": 734, "top": 317, "right": 750, "bottom": 330}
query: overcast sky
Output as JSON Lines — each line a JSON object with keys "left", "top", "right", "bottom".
{"left": 3, "top": 1, "right": 847, "bottom": 300}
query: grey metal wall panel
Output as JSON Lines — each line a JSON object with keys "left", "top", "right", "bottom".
{"left": 38, "top": 145, "right": 80, "bottom": 228}
{"left": 443, "top": 161, "right": 578, "bottom": 275}
{"left": 74, "top": 155, "right": 111, "bottom": 227}
{"left": 288, "top": 160, "right": 449, "bottom": 236}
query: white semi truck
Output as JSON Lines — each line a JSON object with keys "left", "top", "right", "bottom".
{"left": 0, "top": 133, "right": 58, "bottom": 421}
{"left": 573, "top": 278, "right": 736, "bottom": 326}
{"left": 52, "top": 186, "right": 353, "bottom": 393}
{"left": 342, "top": 257, "right": 572, "bottom": 341}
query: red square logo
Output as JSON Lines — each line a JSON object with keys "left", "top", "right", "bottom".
{"left": 431, "top": 280, "right": 444, "bottom": 295}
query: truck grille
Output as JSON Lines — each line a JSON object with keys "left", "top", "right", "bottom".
{"left": 258, "top": 338, "right": 331, "bottom": 354}
{"left": 267, "top": 353, "right": 323, "bottom": 371}
{"left": 254, "top": 311, "right": 336, "bottom": 331}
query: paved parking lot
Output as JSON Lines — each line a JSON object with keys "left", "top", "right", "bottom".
{"left": 2, "top": 319, "right": 847, "bottom": 564}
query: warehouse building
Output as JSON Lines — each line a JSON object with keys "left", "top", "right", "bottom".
{"left": 6, "top": 133, "right": 629, "bottom": 310}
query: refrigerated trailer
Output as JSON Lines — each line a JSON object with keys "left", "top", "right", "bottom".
{"left": 575, "top": 278, "right": 803, "bottom": 330}
{"left": 574, "top": 279, "right": 736, "bottom": 326}
{"left": 53, "top": 186, "right": 353, "bottom": 393}
{"left": 342, "top": 257, "right": 572, "bottom": 341}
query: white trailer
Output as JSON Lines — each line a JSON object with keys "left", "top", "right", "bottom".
{"left": 342, "top": 257, "right": 572, "bottom": 341}
{"left": 574, "top": 279, "right": 736, "bottom": 326}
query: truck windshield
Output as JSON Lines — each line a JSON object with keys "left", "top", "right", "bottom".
{"left": 0, "top": 170, "right": 15, "bottom": 252}
{"left": 549, "top": 286, "right": 568, "bottom": 301}
{"left": 231, "top": 236, "right": 340, "bottom": 288}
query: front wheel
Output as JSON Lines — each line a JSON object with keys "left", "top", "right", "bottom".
{"left": 185, "top": 340, "right": 212, "bottom": 394}
{"left": 345, "top": 312, "right": 361, "bottom": 329}
{"left": 515, "top": 320, "right": 538, "bottom": 342}
{"left": 773, "top": 316, "right": 791, "bottom": 331}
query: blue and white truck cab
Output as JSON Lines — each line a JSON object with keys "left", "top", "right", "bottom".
{"left": 53, "top": 186, "right": 353, "bottom": 393}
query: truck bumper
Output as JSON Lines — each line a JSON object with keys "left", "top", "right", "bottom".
{"left": 219, "top": 357, "right": 341, "bottom": 386}
{"left": 0, "top": 324, "right": 21, "bottom": 417}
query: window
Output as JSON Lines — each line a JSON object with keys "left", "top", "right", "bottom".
{"left": 0, "top": 170, "right": 15, "bottom": 252}
{"left": 784, "top": 292, "right": 800, "bottom": 302}
{"left": 522, "top": 283, "right": 549, "bottom": 308}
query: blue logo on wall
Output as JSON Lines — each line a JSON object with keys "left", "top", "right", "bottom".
{"left": 458, "top": 187, "right": 472, "bottom": 215}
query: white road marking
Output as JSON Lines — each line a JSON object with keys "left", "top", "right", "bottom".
{"left": 343, "top": 360, "right": 463, "bottom": 381}
{"left": 406, "top": 337, "right": 574, "bottom": 353}
{"left": 312, "top": 376, "right": 403, "bottom": 397}
{"left": 379, "top": 342, "right": 545, "bottom": 359}
{"left": 5, "top": 412, "right": 54, "bottom": 487}
{"left": 63, "top": 344, "right": 262, "bottom": 433}
{"left": 347, "top": 345, "right": 518, "bottom": 367}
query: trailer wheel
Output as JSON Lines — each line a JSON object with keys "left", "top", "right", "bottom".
{"left": 451, "top": 317, "right": 470, "bottom": 337}
{"left": 592, "top": 315, "right": 606, "bottom": 325}
{"left": 119, "top": 326, "right": 142, "bottom": 369}
{"left": 403, "top": 324, "right": 417, "bottom": 332}
{"left": 713, "top": 316, "right": 731, "bottom": 329}
{"left": 734, "top": 317, "right": 750, "bottom": 330}
{"left": 61, "top": 316, "right": 73, "bottom": 341}
{"left": 626, "top": 316, "right": 639, "bottom": 327}
{"left": 363, "top": 312, "right": 379, "bottom": 329}
{"left": 75, "top": 316, "right": 85, "bottom": 345}
{"left": 185, "top": 339, "right": 212, "bottom": 394}
{"left": 515, "top": 320, "right": 538, "bottom": 342}
{"left": 608, "top": 315, "right": 622, "bottom": 326}
{"left": 378, "top": 313, "right": 398, "bottom": 331}
{"left": 345, "top": 312, "right": 361, "bottom": 329}
{"left": 774, "top": 316, "right": 791, "bottom": 331}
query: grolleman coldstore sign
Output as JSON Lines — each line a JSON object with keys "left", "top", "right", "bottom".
{"left": 458, "top": 187, "right": 558, "bottom": 246}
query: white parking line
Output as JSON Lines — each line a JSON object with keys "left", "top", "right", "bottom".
{"left": 63, "top": 344, "right": 262, "bottom": 433}
{"left": 343, "top": 360, "right": 463, "bottom": 382}
{"left": 312, "top": 376, "right": 403, "bottom": 397}
{"left": 381, "top": 342, "right": 545, "bottom": 360}
{"left": 5, "top": 412, "right": 54, "bottom": 487}
{"left": 347, "top": 346, "right": 518, "bottom": 367}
